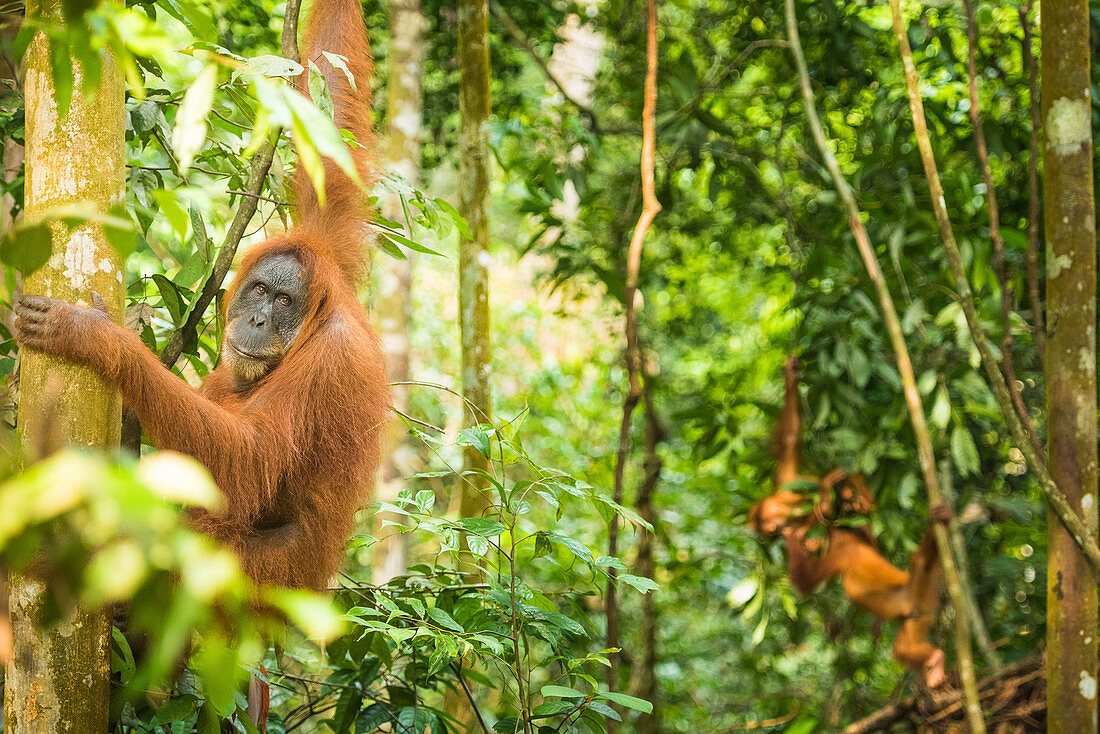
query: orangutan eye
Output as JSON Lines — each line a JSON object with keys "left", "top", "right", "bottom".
{"left": 277, "top": 294, "right": 292, "bottom": 307}
{"left": 254, "top": 283, "right": 267, "bottom": 295}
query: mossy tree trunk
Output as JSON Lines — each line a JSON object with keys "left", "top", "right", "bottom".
{"left": 1042, "top": 0, "right": 1098, "bottom": 728}
{"left": 457, "top": 0, "right": 491, "bottom": 520}
{"left": 372, "top": 0, "right": 424, "bottom": 586}
{"left": 3, "top": 0, "right": 124, "bottom": 730}
{"left": 448, "top": 0, "right": 492, "bottom": 728}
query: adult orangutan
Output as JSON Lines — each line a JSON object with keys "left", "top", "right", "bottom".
{"left": 750, "top": 356, "right": 950, "bottom": 688}
{"left": 12, "top": 0, "right": 388, "bottom": 591}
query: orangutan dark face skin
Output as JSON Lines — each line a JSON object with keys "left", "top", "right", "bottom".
{"left": 223, "top": 253, "right": 309, "bottom": 383}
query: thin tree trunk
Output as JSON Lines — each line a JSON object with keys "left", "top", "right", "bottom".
{"left": 372, "top": 0, "right": 424, "bottom": 586}
{"left": 4, "top": 0, "right": 124, "bottom": 729}
{"left": 883, "top": 0, "right": 1100, "bottom": 575}
{"left": 448, "top": 0, "right": 493, "bottom": 728}
{"left": 1018, "top": 1, "right": 1045, "bottom": 371}
{"left": 607, "top": 1, "right": 660, "bottom": 721}
{"left": 961, "top": 0, "right": 1038, "bottom": 455}
{"left": 1040, "top": 0, "right": 1098, "bottom": 727}
{"left": 632, "top": 385, "right": 662, "bottom": 734}
{"left": 785, "top": 1, "right": 985, "bottom": 729}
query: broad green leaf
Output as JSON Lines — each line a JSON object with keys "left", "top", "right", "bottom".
{"left": 425, "top": 605, "right": 463, "bottom": 633}
{"left": 618, "top": 574, "right": 659, "bottom": 594}
{"left": 456, "top": 517, "right": 507, "bottom": 537}
{"left": 541, "top": 684, "right": 584, "bottom": 698}
{"left": 951, "top": 424, "right": 980, "bottom": 477}
{"left": 152, "top": 273, "right": 183, "bottom": 325}
{"left": 2, "top": 222, "right": 51, "bottom": 275}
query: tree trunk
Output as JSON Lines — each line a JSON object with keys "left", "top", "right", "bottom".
{"left": 456, "top": 0, "right": 492, "bottom": 520}
{"left": 447, "top": 0, "right": 492, "bottom": 728}
{"left": 4, "top": 0, "right": 124, "bottom": 729}
{"left": 371, "top": 0, "right": 424, "bottom": 586}
{"left": 632, "top": 390, "right": 662, "bottom": 734}
{"left": 1041, "top": 0, "right": 1098, "bottom": 728}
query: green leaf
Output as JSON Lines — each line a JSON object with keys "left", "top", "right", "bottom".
{"left": 172, "top": 64, "right": 217, "bottom": 171}
{"left": 541, "top": 684, "right": 584, "bottom": 698}
{"left": 152, "top": 190, "right": 189, "bottom": 242}
{"left": 618, "top": 574, "right": 659, "bottom": 594}
{"left": 595, "top": 555, "right": 627, "bottom": 570}
{"left": 154, "top": 694, "right": 199, "bottom": 724}
{"left": 455, "top": 517, "right": 507, "bottom": 537}
{"left": 598, "top": 691, "right": 653, "bottom": 713}
{"left": 321, "top": 51, "right": 357, "bottom": 89}
{"left": 378, "top": 229, "right": 445, "bottom": 258}
{"left": 467, "top": 533, "right": 489, "bottom": 556}
{"left": 457, "top": 426, "right": 492, "bottom": 459}
{"left": 425, "top": 605, "right": 464, "bottom": 633}
{"left": 2, "top": 221, "right": 52, "bottom": 275}
{"left": 246, "top": 54, "right": 304, "bottom": 78}
{"left": 103, "top": 204, "right": 137, "bottom": 258}
{"left": 951, "top": 424, "right": 980, "bottom": 477}
{"left": 547, "top": 532, "right": 593, "bottom": 563}
{"left": 152, "top": 274, "right": 183, "bottom": 325}
{"left": 433, "top": 196, "right": 472, "bottom": 239}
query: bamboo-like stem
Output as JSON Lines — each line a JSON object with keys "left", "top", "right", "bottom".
{"left": 938, "top": 455, "right": 1002, "bottom": 671}
{"left": 785, "top": 1, "right": 985, "bottom": 728}
{"left": 885, "top": 0, "right": 1100, "bottom": 575}
{"left": 1017, "top": 1, "right": 1045, "bottom": 370}
{"left": 607, "top": 0, "right": 661, "bottom": 718}
{"left": 961, "top": 0, "right": 1039, "bottom": 456}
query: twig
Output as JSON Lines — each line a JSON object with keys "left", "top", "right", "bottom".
{"left": 453, "top": 664, "right": 492, "bottom": 730}
{"left": 392, "top": 407, "right": 444, "bottom": 433}
{"left": 1017, "top": 1, "right": 1045, "bottom": 368}
{"left": 786, "top": 1, "right": 985, "bottom": 730}
{"left": 886, "top": 0, "right": 1100, "bottom": 575}
{"left": 961, "top": 0, "right": 1039, "bottom": 455}
{"left": 226, "top": 189, "right": 292, "bottom": 207}
{"left": 607, "top": 0, "right": 661, "bottom": 722}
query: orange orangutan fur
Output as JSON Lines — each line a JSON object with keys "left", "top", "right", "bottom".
{"left": 12, "top": 0, "right": 388, "bottom": 591}
{"left": 749, "top": 356, "right": 948, "bottom": 688}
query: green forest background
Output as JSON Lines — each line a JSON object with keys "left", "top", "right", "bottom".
{"left": 0, "top": 0, "right": 1092, "bottom": 730}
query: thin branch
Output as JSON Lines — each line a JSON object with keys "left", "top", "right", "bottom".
{"left": 490, "top": 2, "right": 602, "bottom": 132}
{"left": 226, "top": 189, "right": 291, "bottom": 207}
{"left": 607, "top": 0, "right": 661, "bottom": 718}
{"left": 961, "top": 0, "right": 1039, "bottom": 456}
{"left": 1018, "top": 0, "right": 1045, "bottom": 368}
{"left": 887, "top": 0, "right": 1100, "bottom": 575}
{"left": 939, "top": 454, "right": 1002, "bottom": 671}
{"left": 786, "top": 1, "right": 985, "bottom": 729}
{"left": 450, "top": 663, "right": 492, "bottom": 734}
